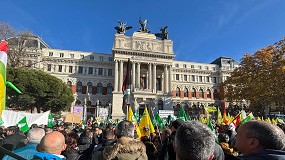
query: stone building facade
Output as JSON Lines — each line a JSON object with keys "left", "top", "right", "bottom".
{"left": 17, "top": 31, "right": 239, "bottom": 118}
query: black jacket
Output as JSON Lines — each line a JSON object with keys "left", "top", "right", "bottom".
{"left": 0, "top": 133, "right": 27, "bottom": 150}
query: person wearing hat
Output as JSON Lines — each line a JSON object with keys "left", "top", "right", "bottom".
{"left": 159, "top": 119, "right": 184, "bottom": 160}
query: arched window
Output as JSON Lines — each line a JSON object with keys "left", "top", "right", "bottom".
{"left": 97, "top": 83, "right": 103, "bottom": 94}
{"left": 176, "top": 87, "right": 180, "bottom": 97}
{"left": 76, "top": 81, "right": 82, "bottom": 93}
{"left": 67, "top": 81, "right": 72, "bottom": 88}
{"left": 199, "top": 89, "right": 204, "bottom": 98}
{"left": 184, "top": 88, "right": 188, "bottom": 97}
{"left": 107, "top": 83, "right": 113, "bottom": 94}
{"left": 87, "top": 82, "right": 93, "bottom": 93}
{"left": 207, "top": 89, "right": 211, "bottom": 98}
{"left": 192, "top": 88, "right": 196, "bottom": 98}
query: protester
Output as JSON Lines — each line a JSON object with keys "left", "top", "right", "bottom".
{"left": 174, "top": 121, "right": 216, "bottom": 160}
{"left": 34, "top": 131, "right": 66, "bottom": 159}
{"left": 3, "top": 128, "right": 45, "bottom": 160}
{"left": 159, "top": 119, "right": 183, "bottom": 160}
{"left": 93, "top": 120, "right": 147, "bottom": 160}
{"left": 235, "top": 120, "right": 285, "bottom": 159}
{"left": 0, "top": 126, "right": 27, "bottom": 150}
{"left": 62, "top": 132, "right": 86, "bottom": 160}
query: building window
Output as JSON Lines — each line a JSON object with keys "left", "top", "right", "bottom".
{"left": 109, "top": 57, "right": 113, "bottom": 61}
{"left": 191, "top": 75, "right": 195, "bottom": 82}
{"left": 60, "top": 53, "right": 64, "bottom": 57}
{"left": 108, "top": 69, "right": 112, "bottom": 76}
{"left": 199, "top": 89, "right": 204, "bottom": 98}
{"left": 48, "top": 52, "right": 53, "bottom": 56}
{"left": 198, "top": 66, "right": 202, "bottom": 69}
{"left": 192, "top": 88, "right": 196, "bottom": 98}
{"left": 212, "top": 67, "right": 216, "bottom": 71}
{"left": 58, "top": 65, "right": 62, "bottom": 72}
{"left": 206, "top": 76, "right": 210, "bottom": 82}
{"left": 87, "top": 82, "right": 93, "bottom": 93}
{"left": 184, "top": 88, "right": 188, "bottom": 97}
{"left": 88, "top": 67, "right": 93, "bottom": 74}
{"left": 78, "top": 66, "right": 83, "bottom": 74}
{"left": 69, "top": 66, "right": 73, "bottom": 73}
{"left": 97, "top": 83, "right": 103, "bottom": 94}
{"left": 205, "top": 66, "right": 209, "bottom": 70}
{"left": 76, "top": 81, "right": 82, "bottom": 93}
{"left": 47, "top": 64, "right": 52, "bottom": 71}
{"left": 213, "top": 77, "right": 217, "bottom": 83}
{"left": 184, "top": 75, "right": 187, "bottom": 81}
{"left": 80, "top": 55, "right": 84, "bottom": 59}
{"left": 99, "top": 56, "right": 104, "bottom": 61}
{"left": 191, "top": 65, "right": 194, "bottom": 69}
{"left": 207, "top": 89, "right": 211, "bottom": 98}
{"left": 183, "top": 64, "right": 187, "bottom": 68}
{"left": 98, "top": 68, "right": 103, "bottom": 75}
{"left": 107, "top": 83, "right": 113, "bottom": 94}
{"left": 199, "top": 76, "right": 203, "bottom": 82}
{"left": 175, "top": 64, "right": 179, "bottom": 67}
{"left": 176, "top": 87, "right": 180, "bottom": 97}
{"left": 70, "top": 54, "right": 74, "bottom": 58}
{"left": 90, "top": 55, "right": 94, "bottom": 60}
{"left": 176, "top": 74, "right": 179, "bottom": 80}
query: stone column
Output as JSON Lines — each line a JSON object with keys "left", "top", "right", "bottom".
{"left": 132, "top": 61, "right": 136, "bottom": 91}
{"left": 168, "top": 65, "right": 172, "bottom": 94}
{"left": 136, "top": 63, "right": 141, "bottom": 88}
{"left": 164, "top": 64, "right": 168, "bottom": 93}
{"left": 114, "top": 60, "right": 118, "bottom": 92}
{"left": 152, "top": 64, "right": 156, "bottom": 93}
{"left": 148, "top": 63, "right": 152, "bottom": 90}
{"left": 119, "top": 60, "right": 124, "bottom": 91}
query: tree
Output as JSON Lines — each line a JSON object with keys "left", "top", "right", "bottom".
{"left": 223, "top": 38, "right": 285, "bottom": 112}
{"left": 6, "top": 68, "right": 74, "bottom": 113}
{"left": 0, "top": 21, "right": 36, "bottom": 68}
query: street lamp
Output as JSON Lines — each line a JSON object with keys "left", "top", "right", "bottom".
{"left": 96, "top": 99, "right": 100, "bottom": 118}
{"left": 108, "top": 103, "right": 112, "bottom": 118}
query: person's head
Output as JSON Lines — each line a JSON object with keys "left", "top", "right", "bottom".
{"left": 218, "top": 133, "right": 230, "bottom": 143}
{"left": 37, "top": 131, "right": 66, "bottom": 155}
{"left": 107, "top": 123, "right": 114, "bottom": 129}
{"left": 44, "top": 127, "right": 53, "bottom": 134}
{"left": 115, "top": 120, "right": 134, "bottom": 138}
{"left": 27, "top": 128, "right": 45, "bottom": 143}
{"left": 65, "top": 132, "right": 79, "bottom": 151}
{"left": 174, "top": 121, "right": 215, "bottom": 160}
{"left": 171, "top": 119, "right": 184, "bottom": 132}
{"left": 5, "top": 126, "right": 18, "bottom": 136}
{"left": 162, "top": 128, "right": 171, "bottom": 141}
{"left": 103, "top": 128, "right": 115, "bottom": 140}
{"left": 235, "top": 121, "right": 285, "bottom": 155}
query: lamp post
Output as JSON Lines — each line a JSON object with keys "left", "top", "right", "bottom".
{"left": 83, "top": 98, "right": 87, "bottom": 123}
{"left": 96, "top": 99, "right": 100, "bottom": 118}
{"left": 108, "top": 103, "right": 112, "bottom": 118}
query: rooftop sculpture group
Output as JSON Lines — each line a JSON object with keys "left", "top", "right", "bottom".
{"left": 114, "top": 18, "right": 169, "bottom": 40}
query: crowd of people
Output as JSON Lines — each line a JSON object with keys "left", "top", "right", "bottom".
{"left": 1, "top": 117, "right": 285, "bottom": 160}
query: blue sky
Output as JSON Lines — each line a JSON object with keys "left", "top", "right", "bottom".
{"left": 1, "top": 0, "right": 285, "bottom": 63}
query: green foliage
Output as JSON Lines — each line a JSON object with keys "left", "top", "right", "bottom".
{"left": 6, "top": 68, "right": 74, "bottom": 113}
{"left": 223, "top": 38, "right": 285, "bottom": 109}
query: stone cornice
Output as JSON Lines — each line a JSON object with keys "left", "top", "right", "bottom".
{"left": 112, "top": 49, "right": 175, "bottom": 60}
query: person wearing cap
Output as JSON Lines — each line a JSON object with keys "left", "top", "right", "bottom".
{"left": 159, "top": 119, "right": 184, "bottom": 160}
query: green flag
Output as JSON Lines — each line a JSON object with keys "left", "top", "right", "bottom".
{"left": 0, "top": 117, "right": 4, "bottom": 126}
{"left": 17, "top": 116, "right": 29, "bottom": 133}
{"left": 48, "top": 114, "right": 55, "bottom": 128}
{"left": 178, "top": 106, "right": 186, "bottom": 121}
{"left": 185, "top": 111, "right": 191, "bottom": 121}
{"left": 207, "top": 118, "right": 218, "bottom": 143}
{"left": 240, "top": 112, "right": 254, "bottom": 124}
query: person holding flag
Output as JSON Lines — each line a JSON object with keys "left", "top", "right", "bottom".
{"left": 127, "top": 107, "right": 141, "bottom": 139}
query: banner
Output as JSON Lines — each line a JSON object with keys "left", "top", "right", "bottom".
{"left": 73, "top": 106, "right": 84, "bottom": 120}
{"left": 1, "top": 110, "right": 50, "bottom": 128}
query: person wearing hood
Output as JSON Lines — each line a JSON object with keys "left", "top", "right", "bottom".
{"left": 234, "top": 120, "right": 285, "bottom": 160}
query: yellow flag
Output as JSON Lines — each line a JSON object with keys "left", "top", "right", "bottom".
{"left": 139, "top": 107, "right": 155, "bottom": 136}
{"left": 127, "top": 107, "right": 141, "bottom": 139}
{"left": 257, "top": 117, "right": 261, "bottom": 121}
{"left": 217, "top": 108, "right": 223, "bottom": 125}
